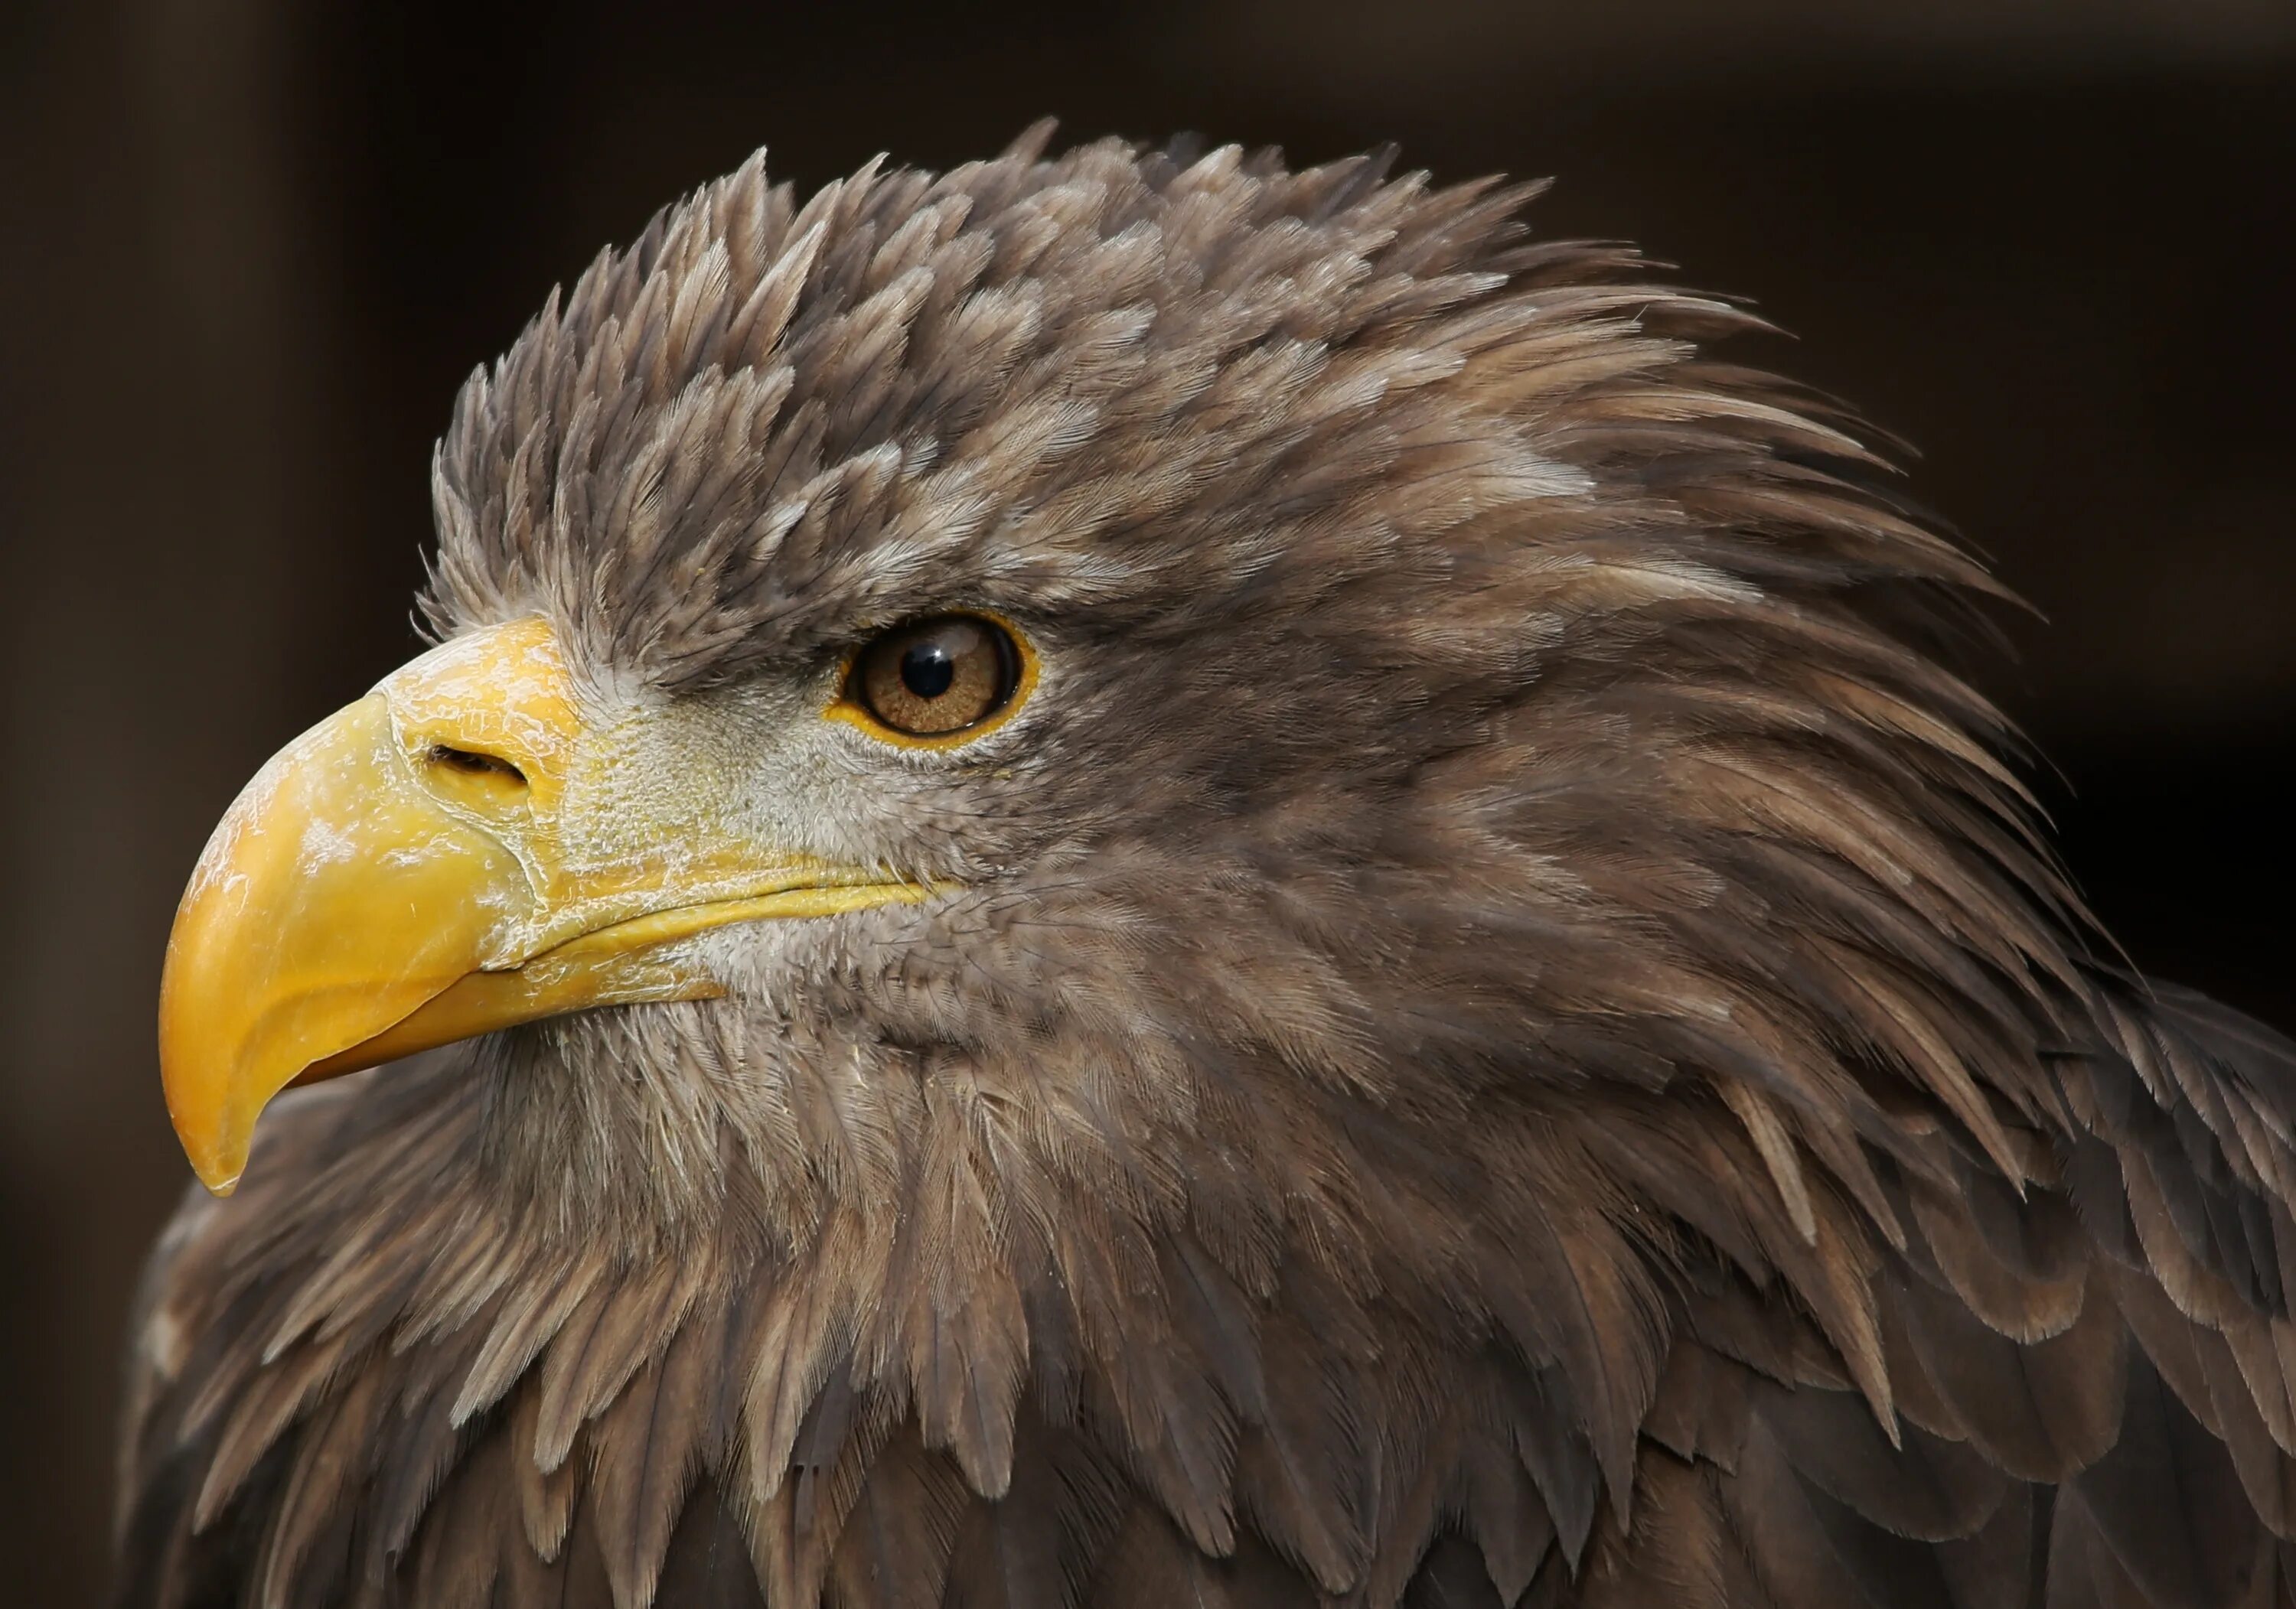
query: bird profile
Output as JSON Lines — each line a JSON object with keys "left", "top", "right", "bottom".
{"left": 119, "top": 124, "right": 2296, "bottom": 1608}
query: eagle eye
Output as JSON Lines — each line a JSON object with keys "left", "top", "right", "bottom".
{"left": 840, "top": 614, "right": 1029, "bottom": 744}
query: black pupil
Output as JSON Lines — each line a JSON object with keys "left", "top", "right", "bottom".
{"left": 900, "top": 640, "right": 957, "bottom": 699}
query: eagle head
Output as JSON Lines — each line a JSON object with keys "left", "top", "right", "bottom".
{"left": 136, "top": 131, "right": 2109, "bottom": 1602}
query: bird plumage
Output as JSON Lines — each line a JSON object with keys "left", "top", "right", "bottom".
{"left": 118, "top": 125, "right": 2296, "bottom": 1607}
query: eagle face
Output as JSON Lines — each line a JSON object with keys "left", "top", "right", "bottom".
{"left": 129, "top": 129, "right": 2296, "bottom": 1609}
{"left": 159, "top": 132, "right": 1684, "bottom": 1237}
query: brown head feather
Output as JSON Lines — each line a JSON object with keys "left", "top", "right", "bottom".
{"left": 117, "top": 130, "right": 2296, "bottom": 1608}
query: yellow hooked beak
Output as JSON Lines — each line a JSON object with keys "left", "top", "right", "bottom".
{"left": 158, "top": 618, "right": 926, "bottom": 1194}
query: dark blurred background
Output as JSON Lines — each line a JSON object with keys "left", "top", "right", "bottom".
{"left": 2, "top": 0, "right": 2291, "bottom": 1598}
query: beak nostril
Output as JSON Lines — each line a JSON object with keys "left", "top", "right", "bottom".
{"left": 427, "top": 744, "right": 527, "bottom": 786}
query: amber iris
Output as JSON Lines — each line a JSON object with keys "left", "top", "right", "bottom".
{"left": 851, "top": 616, "right": 1020, "bottom": 735}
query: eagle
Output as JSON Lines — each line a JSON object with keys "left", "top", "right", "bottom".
{"left": 118, "top": 126, "right": 2296, "bottom": 1609}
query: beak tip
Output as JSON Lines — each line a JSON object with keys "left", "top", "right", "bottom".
{"left": 174, "top": 1116, "right": 252, "bottom": 1198}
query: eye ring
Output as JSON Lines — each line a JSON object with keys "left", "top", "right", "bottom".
{"left": 829, "top": 612, "right": 1037, "bottom": 749}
